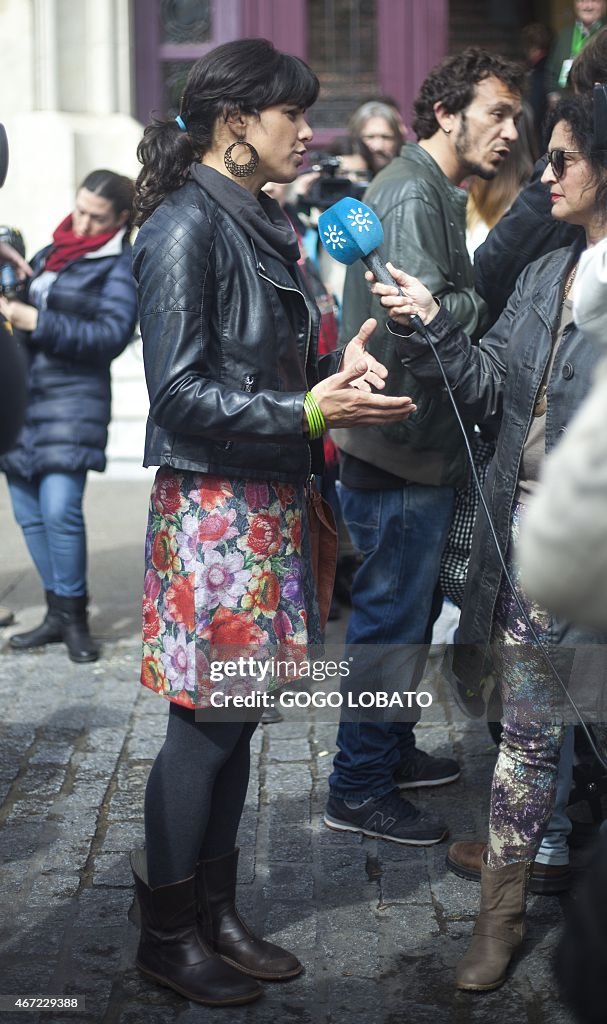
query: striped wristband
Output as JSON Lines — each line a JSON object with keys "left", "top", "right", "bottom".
{"left": 303, "top": 391, "right": 326, "bottom": 440}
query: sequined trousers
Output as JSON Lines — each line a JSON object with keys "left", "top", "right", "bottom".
{"left": 487, "top": 501, "right": 567, "bottom": 868}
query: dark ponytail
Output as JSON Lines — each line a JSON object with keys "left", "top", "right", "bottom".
{"left": 134, "top": 37, "right": 319, "bottom": 225}
{"left": 134, "top": 122, "right": 196, "bottom": 225}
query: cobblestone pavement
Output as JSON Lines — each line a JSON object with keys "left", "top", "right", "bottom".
{"left": 0, "top": 478, "right": 587, "bottom": 1023}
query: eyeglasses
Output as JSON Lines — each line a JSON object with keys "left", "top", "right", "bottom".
{"left": 546, "top": 148, "right": 583, "bottom": 178}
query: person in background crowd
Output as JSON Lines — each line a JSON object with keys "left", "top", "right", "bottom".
{"left": 466, "top": 100, "right": 538, "bottom": 258}
{"left": 371, "top": 90, "right": 607, "bottom": 992}
{"left": 547, "top": 0, "right": 607, "bottom": 103}
{"left": 313, "top": 137, "right": 372, "bottom": 310}
{"left": 0, "top": 170, "right": 137, "bottom": 663}
{"left": 287, "top": 138, "right": 373, "bottom": 625}
{"left": 0, "top": 239, "right": 32, "bottom": 628}
{"left": 521, "top": 22, "right": 554, "bottom": 152}
{"left": 323, "top": 48, "right": 523, "bottom": 849}
{"left": 348, "top": 99, "right": 405, "bottom": 176}
{"left": 130, "top": 38, "right": 414, "bottom": 1008}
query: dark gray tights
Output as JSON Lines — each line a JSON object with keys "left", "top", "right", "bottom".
{"left": 144, "top": 702, "right": 259, "bottom": 887}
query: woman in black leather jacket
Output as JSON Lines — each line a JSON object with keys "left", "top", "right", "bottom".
{"left": 130, "top": 38, "right": 413, "bottom": 1008}
{"left": 372, "top": 92, "right": 607, "bottom": 994}
{"left": 0, "top": 169, "right": 137, "bottom": 663}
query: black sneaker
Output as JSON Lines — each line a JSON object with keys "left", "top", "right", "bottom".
{"left": 394, "top": 748, "right": 461, "bottom": 789}
{"left": 323, "top": 790, "right": 448, "bottom": 846}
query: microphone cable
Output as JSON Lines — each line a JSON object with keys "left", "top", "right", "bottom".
{"left": 401, "top": 314, "right": 607, "bottom": 774}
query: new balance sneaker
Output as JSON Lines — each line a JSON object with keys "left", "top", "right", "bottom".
{"left": 323, "top": 790, "right": 448, "bottom": 846}
{"left": 394, "top": 748, "right": 461, "bottom": 789}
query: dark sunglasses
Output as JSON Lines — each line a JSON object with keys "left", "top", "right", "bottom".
{"left": 546, "top": 148, "right": 583, "bottom": 179}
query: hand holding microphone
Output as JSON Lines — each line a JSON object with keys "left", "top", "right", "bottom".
{"left": 317, "top": 197, "right": 439, "bottom": 331}
{"left": 367, "top": 261, "right": 440, "bottom": 328}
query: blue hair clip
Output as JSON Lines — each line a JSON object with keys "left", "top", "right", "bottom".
{"left": 175, "top": 114, "right": 187, "bottom": 132}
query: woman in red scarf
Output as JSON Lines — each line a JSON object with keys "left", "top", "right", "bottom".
{"left": 0, "top": 169, "right": 138, "bottom": 662}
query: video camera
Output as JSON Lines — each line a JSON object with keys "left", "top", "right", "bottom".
{"left": 0, "top": 125, "right": 27, "bottom": 300}
{"left": 0, "top": 226, "right": 26, "bottom": 298}
{"left": 302, "top": 152, "right": 369, "bottom": 211}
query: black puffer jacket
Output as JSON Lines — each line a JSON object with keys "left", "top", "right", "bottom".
{"left": 0, "top": 232, "right": 137, "bottom": 479}
{"left": 134, "top": 178, "right": 339, "bottom": 483}
{"left": 392, "top": 242, "right": 607, "bottom": 690}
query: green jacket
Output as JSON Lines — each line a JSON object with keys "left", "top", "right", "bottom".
{"left": 547, "top": 19, "right": 607, "bottom": 95}
{"left": 333, "top": 142, "right": 488, "bottom": 487}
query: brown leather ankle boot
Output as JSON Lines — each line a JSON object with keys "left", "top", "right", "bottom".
{"left": 455, "top": 853, "right": 530, "bottom": 992}
{"left": 447, "top": 839, "right": 572, "bottom": 895}
{"left": 130, "top": 850, "right": 261, "bottom": 1006}
{"left": 197, "top": 848, "right": 303, "bottom": 981}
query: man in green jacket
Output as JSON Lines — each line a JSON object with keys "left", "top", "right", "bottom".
{"left": 324, "top": 48, "right": 523, "bottom": 846}
{"left": 547, "top": 0, "right": 607, "bottom": 99}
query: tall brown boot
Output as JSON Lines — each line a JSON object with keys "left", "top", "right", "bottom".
{"left": 456, "top": 853, "right": 530, "bottom": 992}
{"left": 130, "top": 850, "right": 261, "bottom": 1006}
{"left": 197, "top": 849, "right": 303, "bottom": 981}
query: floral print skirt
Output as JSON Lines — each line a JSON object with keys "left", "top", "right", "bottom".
{"left": 141, "top": 468, "right": 322, "bottom": 708}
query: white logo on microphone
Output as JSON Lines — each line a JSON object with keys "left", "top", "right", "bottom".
{"left": 346, "top": 207, "right": 373, "bottom": 233}
{"left": 322, "top": 224, "right": 346, "bottom": 250}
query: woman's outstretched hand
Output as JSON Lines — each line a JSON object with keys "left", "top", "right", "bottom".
{"left": 311, "top": 354, "right": 415, "bottom": 430}
{"left": 340, "top": 317, "right": 389, "bottom": 392}
{"left": 366, "top": 262, "right": 440, "bottom": 328}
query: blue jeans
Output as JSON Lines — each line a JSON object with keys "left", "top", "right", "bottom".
{"left": 329, "top": 481, "right": 455, "bottom": 801}
{"left": 536, "top": 724, "right": 574, "bottom": 866}
{"left": 7, "top": 472, "right": 88, "bottom": 597}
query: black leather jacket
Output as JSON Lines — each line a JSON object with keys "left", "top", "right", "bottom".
{"left": 393, "top": 242, "right": 607, "bottom": 689}
{"left": 134, "top": 179, "right": 338, "bottom": 482}
{"left": 333, "top": 143, "right": 488, "bottom": 488}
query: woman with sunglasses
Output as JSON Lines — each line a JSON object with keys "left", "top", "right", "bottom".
{"left": 369, "top": 91, "right": 607, "bottom": 992}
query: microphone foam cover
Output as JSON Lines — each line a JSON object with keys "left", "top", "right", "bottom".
{"left": 318, "top": 197, "right": 384, "bottom": 266}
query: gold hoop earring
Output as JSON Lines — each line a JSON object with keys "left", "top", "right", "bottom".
{"left": 224, "top": 141, "right": 260, "bottom": 177}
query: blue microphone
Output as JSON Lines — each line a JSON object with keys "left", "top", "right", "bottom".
{"left": 317, "top": 197, "right": 426, "bottom": 334}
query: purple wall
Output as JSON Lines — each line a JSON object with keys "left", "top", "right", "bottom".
{"left": 241, "top": 0, "right": 307, "bottom": 57}
{"left": 377, "top": 0, "right": 449, "bottom": 132}
{"left": 133, "top": 0, "right": 448, "bottom": 130}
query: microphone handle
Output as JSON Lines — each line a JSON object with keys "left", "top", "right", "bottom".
{"left": 362, "top": 251, "right": 427, "bottom": 335}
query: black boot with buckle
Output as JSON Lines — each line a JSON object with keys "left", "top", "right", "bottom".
{"left": 197, "top": 848, "right": 303, "bottom": 981}
{"left": 130, "top": 850, "right": 261, "bottom": 1006}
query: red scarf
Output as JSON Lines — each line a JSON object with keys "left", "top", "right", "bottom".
{"left": 44, "top": 214, "right": 120, "bottom": 271}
